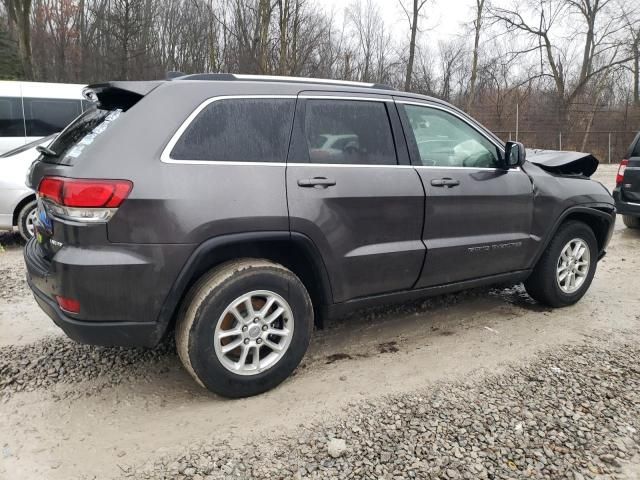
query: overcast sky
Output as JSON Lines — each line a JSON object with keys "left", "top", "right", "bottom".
{"left": 316, "top": 0, "right": 479, "bottom": 43}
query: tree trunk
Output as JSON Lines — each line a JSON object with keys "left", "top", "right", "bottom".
{"left": 278, "top": 0, "right": 289, "bottom": 75}
{"left": 257, "top": 0, "right": 271, "bottom": 74}
{"left": 634, "top": 43, "right": 640, "bottom": 106}
{"left": 403, "top": 0, "right": 418, "bottom": 91}
{"left": 4, "top": 0, "right": 34, "bottom": 79}
{"left": 466, "top": 0, "right": 484, "bottom": 112}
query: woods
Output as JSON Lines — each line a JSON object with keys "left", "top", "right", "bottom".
{"left": 1, "top": 0, "right": 639, "bottom": 159}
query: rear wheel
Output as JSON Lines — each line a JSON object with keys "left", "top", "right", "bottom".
{"left": 176, "top": 259, "right": 313, "bottom": 398}
{"left": 17, "top": 200, "right": 38, "bottom": 241}
{"left": 524, "top": 221, "right": 598, "bottom": 307}
{"left": 623, "top": 215, "right": 640, "bottom": 229}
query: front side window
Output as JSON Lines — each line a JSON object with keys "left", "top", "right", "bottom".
{"left": 170, "top": 98, "right": 295, "bottom": 162}
{"left": 23, "top": 98, "right": 83, "bottom": 137}
{"left": 0, "top": 97, "right": 25, "bottom": 137}
{"left": 303, "top": 99, "right": 397, "bottom": 165}
{"left": 403, "top": 104, "right": 501, "bottom": 168}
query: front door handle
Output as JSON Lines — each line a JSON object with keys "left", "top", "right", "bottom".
{"left": 431, "top": 178, "right": 460, "bottom": 188}
{"left": 297, "top": 177, "right": 336, "bottom": 188}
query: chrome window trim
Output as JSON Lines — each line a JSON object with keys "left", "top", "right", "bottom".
{"left": 415, "top": 165, "right": 522, "bottom": 172}
{"left": 396, "top": 100, "right": 505, "bottom": 154}
{"left": 161, "top": 94, "right": 510, "bottom": 171}
{"left": 233, "top": 74, "right": 376, "bottom": 88}
{"left": 159, "top": 161, "right": 414, "bottom": 168}
{"left": 299, "top": 95, "right": 392, "bottom": 102}
{"left": 160, "top": 95, "right": 297, "bottom": 164}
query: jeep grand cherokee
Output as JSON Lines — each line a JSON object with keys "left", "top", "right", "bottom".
{"left": 24, "top": 74, "right": 615, "bottom": 397}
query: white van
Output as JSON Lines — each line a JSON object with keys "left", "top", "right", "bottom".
{"left": 0, "top": 81, "right": 88, "bottom": 154}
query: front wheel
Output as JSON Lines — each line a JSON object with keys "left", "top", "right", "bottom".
{"left": 17, "top": 200, "right": 38, "bottom": 241}
{"left": 623, "top": 215, "right": 640, "bottom": 229}
{"left": 176, "top": 259, "right": 313, "bottom": 398}
{"left": 524, "top": 221, "right": 598, "bottom": 307}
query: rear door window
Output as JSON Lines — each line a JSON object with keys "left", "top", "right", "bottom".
{"left": 0, "top": 97, "right": 26, "bottom": 137}
{"left": 170, "top": 98, "right": 295, "bottom": 162}
{"left": 23, "top": 98, "right": 82, "bottom": 137}
{"left": 303, "top": 99, "right": 397, "bottom": 165}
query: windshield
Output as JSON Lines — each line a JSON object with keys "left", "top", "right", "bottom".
{"left": 43, "top": 106, "right": 122, "bottom": 165}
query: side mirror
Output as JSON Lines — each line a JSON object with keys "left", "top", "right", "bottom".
{"left": 504, "top": 141, "right": 526, "bottom": 168}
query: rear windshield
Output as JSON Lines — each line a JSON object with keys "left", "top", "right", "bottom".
{"left": 42, "top": 106, "right": 122, "bottom": 165}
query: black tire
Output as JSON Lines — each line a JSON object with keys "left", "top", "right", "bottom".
{"left": 524, "top": 221, "right": 598, "bottom": 308}
{"left": 175, "top": 259, "right": 313, "bottom": 398}
{"left": 17, "top": 200, "right": 37, "bottom": 241}
{"left": 623, "top": 215, "right": 640, "bottom": 229}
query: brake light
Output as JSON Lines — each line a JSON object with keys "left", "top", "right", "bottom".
{"left": 37, "top": 177, "right": 133, "bottom": 222}
{"left": 55, "top": 295, "right": 80, "bottom": 314}
{"left": 617, "top": 159, "right": 628, "bottom": 185}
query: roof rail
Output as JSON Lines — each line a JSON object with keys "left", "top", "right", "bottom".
{"left": 172, "top": 73, "right": 395, "bottom": 90}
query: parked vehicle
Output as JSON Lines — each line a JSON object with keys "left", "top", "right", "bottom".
{"left": 613, "top": 132, "right": 640, "bottom": 229}
{"left": 0, "top": 134, "right": 56, "bottom": 240}
{"left": 0, "top": 81, "right": 87, "bottom": 154}
{"left": 24, "top": 74, "right": 615, "bottom": 398}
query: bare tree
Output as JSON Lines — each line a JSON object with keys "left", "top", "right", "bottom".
{"left": 466, "top": 0, "right": 486, "bottom": 111}
{"left": 620, "top": 2, "right": 640, "bottom": 105}
{"left": 397, "top": 0, "right": 429, "bottom": 91}
{"left": 3, "top": 0, "right": 33, "bottom": 79}
{"left": 490, "top": 0, "right": 632, "bottom": 125}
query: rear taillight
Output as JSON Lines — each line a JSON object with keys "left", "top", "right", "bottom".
{"left": 38, "top": 176, "right": 133, "bottom": 223}
{"left": 616, "top": 159, "right": 628, "bottom": 185}
{"left": 55, "top": 295, "right": 80, "bottom": 314}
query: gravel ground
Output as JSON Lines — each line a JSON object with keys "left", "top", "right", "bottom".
{"left": 2, "top": 164, "right": 639, "bottom": 479}
{"left": 0, "top": 234, "right": 29, "bottom": 302}
{"left": 125, "top": 338, "right": 640, "bottom": 480}
{"left": 0, "top": 336, "right": 176, "bottom": 399}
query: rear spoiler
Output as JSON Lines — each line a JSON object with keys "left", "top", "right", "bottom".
{"left": 83, "top": 81, "right": 163, "bottom": 110}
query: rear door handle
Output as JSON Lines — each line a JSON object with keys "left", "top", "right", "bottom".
{"left": 431, "top": 178, "right": 460, "bottom": 188}
{"left": 297, "top": 177, "right": 336, "bottom": 188}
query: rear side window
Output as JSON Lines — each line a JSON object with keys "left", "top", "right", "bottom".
{"left": 303, "top": 99, "right": 397, "bottom": 165}
{"left": 23, "top": 98, "right": 82, "bottom": 137}
{"left": 0, "top": 97, "right": 25, "bottom": 137}
{"left": 170, "top": 98, "right": 295, "bottom": 162}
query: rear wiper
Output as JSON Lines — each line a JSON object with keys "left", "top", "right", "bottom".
{"left": 36, "top": 145, "right": 57, "bottom": 157}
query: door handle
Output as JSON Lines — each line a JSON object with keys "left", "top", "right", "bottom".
{"left": 431, "top": 178, "right": 460, "bottom": 188}
{"left": 297, "top": 177, "right": 336, "bottom": 188}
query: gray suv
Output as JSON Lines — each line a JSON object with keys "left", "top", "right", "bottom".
{"left": 24, "top": 74, "right": 615, "bottom": 397}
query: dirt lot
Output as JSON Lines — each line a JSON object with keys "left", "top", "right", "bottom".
{"left": 1, "top": 164, "right": 639, "bottom": 479}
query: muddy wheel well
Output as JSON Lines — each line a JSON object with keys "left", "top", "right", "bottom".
{"left": 164, "top": 234, "right": 332, "bottom": 337}
{"left": 562, "top": 211, "right": 611, "bottom": 252}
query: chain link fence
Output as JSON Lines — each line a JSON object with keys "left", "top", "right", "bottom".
{"left": 494, "top": 131, "right": 637, "bottom": 164}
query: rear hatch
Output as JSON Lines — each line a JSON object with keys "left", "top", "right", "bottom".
{"left": 27, "top": 81, "right": 161, "bottom": 260}
{"left": 621, "top": 133, "right": 640, "bottom": 203}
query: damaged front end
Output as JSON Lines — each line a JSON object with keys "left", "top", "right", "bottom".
{"left": 526, "top": 149, "right": 599, "bottom": 177}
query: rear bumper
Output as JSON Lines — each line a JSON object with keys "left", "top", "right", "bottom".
{"left": 613, "top": 187, "right": 640, "bottom": 217}
{"left": 24, "top": 237, "right": 191, "bottom": 347}
{"left": 27, "top": 275, "right": 161, "bottom": 347}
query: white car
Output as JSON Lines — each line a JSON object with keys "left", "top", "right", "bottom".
{"left": 0, "top": 81, "right": 86, "bottom": 154}
{"left": 0, "top": 134, "right": 56, "bottom": 240}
